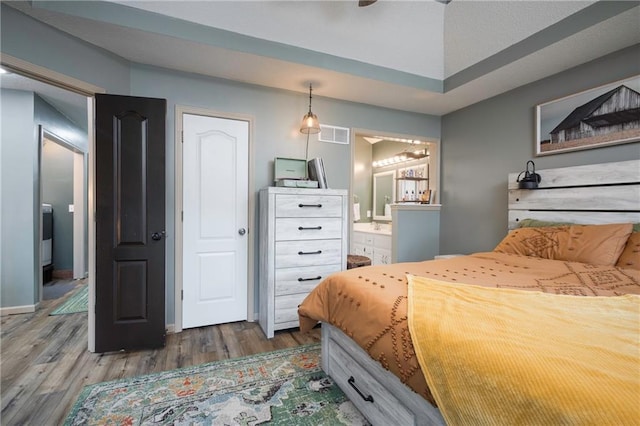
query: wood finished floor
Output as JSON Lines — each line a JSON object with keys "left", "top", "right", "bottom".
{"left": 0, "top": 284, "right": 321, "bottom": 425}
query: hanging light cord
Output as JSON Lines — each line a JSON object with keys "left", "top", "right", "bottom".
{"left": 305, "top": 84, "right": 313, "bottom": 176}
{"left": 304, "top": 131, "right": 310, "bottom": 179}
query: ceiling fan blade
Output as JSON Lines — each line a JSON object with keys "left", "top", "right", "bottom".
{"left": 358, "top": 0, "right": 377, "bottom": 7}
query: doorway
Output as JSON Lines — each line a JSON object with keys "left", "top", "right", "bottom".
{"left": 1, "top": 55, "right": 102, "bottom": 350}
{"left": 350, "top": 129, "right": 440, "bottom": 261}
{"left": 40, "top": 129, "right": 87, "bottom": 301}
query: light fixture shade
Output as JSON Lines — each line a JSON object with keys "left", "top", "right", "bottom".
{"left": 300, "top": 112, "right": 321, "bottom": 134}
{"left": 300, "top": 83, "right": 320, "bottom": 134}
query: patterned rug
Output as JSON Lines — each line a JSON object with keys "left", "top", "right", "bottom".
{"left": 65, "top": 344, "right": 370, "bottom": 425}
{"left": 50, "top": 285, "right": 88, "bottom": 315}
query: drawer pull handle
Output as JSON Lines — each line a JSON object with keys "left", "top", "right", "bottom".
{"left": 348, "top": 376, "right": 374, "bottom": 403}
{"left": 299, "top": 203, "right": 323, "bottom": 208}
{"left": 298, "top": 250, "right": 322, "bottom": 255}
{"left": 298, "top": 276, "right": 322, "bottom": 282}
{"left": 298, "top": 226, "right": 322, "bottom": 230}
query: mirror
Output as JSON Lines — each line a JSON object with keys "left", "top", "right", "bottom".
{"left": 373, "top": 171, "right": 395, "bottom": 221}
{"left": 352, "top": 133, "right": 439, "bottom": 225}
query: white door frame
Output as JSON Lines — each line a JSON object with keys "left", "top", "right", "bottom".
{"left": 174, "top": 105, "right": 255, "bottom": 333}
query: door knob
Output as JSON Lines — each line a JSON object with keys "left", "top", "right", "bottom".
{"left": 151, "top": 231, "right": 165, "bottom": 241}
{"left": 238, "top": 228, "right": 246, "bottom": 236}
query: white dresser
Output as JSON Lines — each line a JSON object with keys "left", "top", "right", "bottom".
{"left": 259, "top": 187, "right": 348, "bottom": 338}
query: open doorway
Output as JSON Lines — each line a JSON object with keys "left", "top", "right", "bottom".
{"left": 0, "top": 64, "right": 92, "bottom": 313}
{"left": 40, "top": 128, "right": 87, "bottom": 302}
{"left": 350, "top": 129, "right": 440, "bottom": 265}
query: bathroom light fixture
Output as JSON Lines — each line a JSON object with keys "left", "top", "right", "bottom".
{"left": 300, "top": 84, "right": 320, "bottom": 135}
{"left": 372, "top": 149, "right": 428, "bottom": 168}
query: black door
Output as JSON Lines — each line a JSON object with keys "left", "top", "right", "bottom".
{"left": 95, "top": 94, "right": 166, "bottom": 352}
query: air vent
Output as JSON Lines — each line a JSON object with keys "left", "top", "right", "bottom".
{"left": 319, "top": 124, "right": 350, "bottom": 145}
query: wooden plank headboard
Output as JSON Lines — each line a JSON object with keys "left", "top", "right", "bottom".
{"left": 508, "top": 159, "right": 640, "bottom": 229}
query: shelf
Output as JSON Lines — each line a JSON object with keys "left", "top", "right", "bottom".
{"left": 395, "top": 200, "right": 431, "bottom": 204}
{"left": 396, "top": 177, "right": 428, "bottom": 181}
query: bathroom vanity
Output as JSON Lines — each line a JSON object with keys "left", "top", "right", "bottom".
{"left": 351, "top": 222, "right": 392, "bottom": 265}
{"left": 351, "top": 203, "right": 440, "bottom": 265}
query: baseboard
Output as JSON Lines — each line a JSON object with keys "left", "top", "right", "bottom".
{"left": 0, "top": 304, "right": 36, "bottom": 316}
{"left": 166, "top": 323, "right": 175, "bottom": 334}
{"left": 53, "top": 269, "right": 73, "bottom": 279}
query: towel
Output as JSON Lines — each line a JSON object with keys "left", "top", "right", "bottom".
{"left": 353, "top": 203, "right": 360, "bottom": 221}
{"left": 384, "top": 203, "right": 391, "bottom": 217}
{"left": 407, "top": 275, "right": 640, "bottom": 425}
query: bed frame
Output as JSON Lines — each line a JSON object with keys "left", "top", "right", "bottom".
{"left": 322, "top": 159, "right": 640, "bottom": 425}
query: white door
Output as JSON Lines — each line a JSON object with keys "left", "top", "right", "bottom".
{"left": 182, "top": 113, "right": 249, "bottom": 329}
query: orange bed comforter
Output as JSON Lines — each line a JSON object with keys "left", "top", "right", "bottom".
{"left": 297, "top": 252, "right": 640, "bottom": 404}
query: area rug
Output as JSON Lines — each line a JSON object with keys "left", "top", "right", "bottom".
{"left": 64, "top": 344, "right": 369, "bottom": 425}
{"left": 50, "top": 285, "right": 88, "bottom": 315}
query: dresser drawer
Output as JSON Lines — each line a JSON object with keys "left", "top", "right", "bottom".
{"left": 275, "top": 194, "right": 343, "bottom": 218}
{"left": 275, "top": 264, "right": 342, "bottom": 296}
{"left": 275, "top": 218, "right": 343, "bottom": 241}
{"left": 275, "top": 239, "right": 342, "bottom": 268}
{"left": 328, "top": 338, "right": 415, "bottom": 425}
{"left": 274, "top": 293, "right": 308, "bottom": 325}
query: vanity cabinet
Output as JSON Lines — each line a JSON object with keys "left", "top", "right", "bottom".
{"left": 259, "top": 187, "right": 348, "bottom": 338}
{"left": 352, "top": 231, "right": 391, "bottom": 265}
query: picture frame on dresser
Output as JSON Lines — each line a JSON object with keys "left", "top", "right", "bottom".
{"left": 535, "top": 75, "right": 640, "bottom": 156}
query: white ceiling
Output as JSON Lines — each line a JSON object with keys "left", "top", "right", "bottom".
{"left": 2, "top": 0, "right": 639, "bottom": 123}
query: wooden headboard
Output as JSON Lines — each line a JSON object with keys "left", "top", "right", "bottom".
{"left": 508, "top": 159, "right": 640, "bottom": 229}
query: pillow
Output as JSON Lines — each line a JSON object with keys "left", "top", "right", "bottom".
{"left": 494, "top": 223, "right": 633, "bottom": 266}
{"left": 615, "top": 232, "right": 640, "bottom": 270}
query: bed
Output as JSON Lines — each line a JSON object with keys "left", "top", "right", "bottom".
{"left": 298, "top": 159, "right": 640, "bottom": 425}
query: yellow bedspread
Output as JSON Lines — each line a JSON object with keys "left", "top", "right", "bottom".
{"left": 408, "top": 275, "right": 640, "bottom": 425}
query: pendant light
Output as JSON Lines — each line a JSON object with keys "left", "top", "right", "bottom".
{"left": 300, "top": 84, "right": 320, "bottom": 134}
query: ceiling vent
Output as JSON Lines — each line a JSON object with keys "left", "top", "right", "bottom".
{"left": 319, "top": 124, "right": 350, "bottom": 145}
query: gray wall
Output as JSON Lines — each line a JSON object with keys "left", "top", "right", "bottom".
{"left": 440, "top": 44, "right": 640, "bottom": 255}
{"left": 130, "top": 64, "right": 441, "bottom": 323}
{"left": 1, "top": 89, "right": 35, "bottom": 308}
{"left": 0, "top": 4, "right": 131, "bottom": 95}
{"left": 34, "top": 95, "right": 88, "bottom": 152}
{"left": 42, "top": 140, "right": 74, "bottom": 272}
{"left": 353, "top": 136, "right": 373, "bottom": 223}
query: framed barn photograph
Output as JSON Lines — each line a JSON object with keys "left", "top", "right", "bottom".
{"left": 535, "top": 75, "right": 640, "bottom": 156}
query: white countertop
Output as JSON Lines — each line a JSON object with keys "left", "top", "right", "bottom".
{"left": 352, "top": 222, "right": 392, "bottom": 236}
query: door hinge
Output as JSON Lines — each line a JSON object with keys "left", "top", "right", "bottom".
{"left": 181, "top": 211, "right": 183, "bottom": 222}
{"left": 181, "top": 131, "right": 184, "bottom": 143}
{"left": 181, "top": 289, "right": 183, "bottom": 300}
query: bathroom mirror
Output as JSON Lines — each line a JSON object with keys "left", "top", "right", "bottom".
{"left": 373, "top": 170, "right": 395, "bottom": 221}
